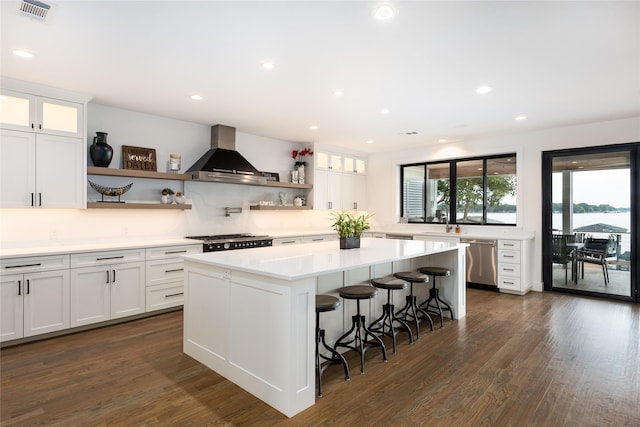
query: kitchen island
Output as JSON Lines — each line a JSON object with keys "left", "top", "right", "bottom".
{"left": 182, "top": 238, "right": 466, "bottom": 417}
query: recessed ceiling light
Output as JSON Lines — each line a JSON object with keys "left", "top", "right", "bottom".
{"left": 571, "top": 161, "right": 578, "bottom": 164}
{"left": 380, "top": 108, "right": 390, "bottom": 115}
{"left": 13, "top": 49, "right": 33, "bottom": 58}
{"left": 365, "top": 140, "right": 374, "bottom": 144}
{"left": 515, "top": 115, "right": 527, "bottom": 121}
{"left": 373, "top": 5, "right": 396, "bottom": 20}
{"left": 190, "top": 95, "right": 203, "bottom": 101}
{"left": 439, "top": 139, "right": 447, "bottom": 143}
{"left": 262, "top": 61, "right": 274, "bottom": 69}
{"left": 578, "top": 166, "right": 584, "bottom": 169}
{"left": 333, "top": 89, "right": 344, "bottom": 97}
{"left": 475, "top": 85, "right": 492, "bottom": 94}
{"left": 309, "top": 125, "right": 318, "bottom": 130}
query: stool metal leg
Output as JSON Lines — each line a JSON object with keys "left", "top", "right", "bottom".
{"left": 369, "top": 289, "right": 414, "bottom": 353}
{"left": 316, "top": 312, "right": 350, "bottom": 397}
{"left": 419, "top": 278, "right": 454, "bottom": 327}
{"left": 334, "top": 300, "right": 388, "bottom": 374}
{"left": 394, "top": 283, "right": 434, "bottom": 339}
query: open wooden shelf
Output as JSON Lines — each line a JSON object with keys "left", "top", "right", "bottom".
{"left": 249, "top": 205, "right": 312, "bottom": 211}
{"left": 262, "top": 181, "right": 313, "bottom": 189}
{"left": 87, "top": 167, "right": 192, "bottom": 181}
{"left": 87, "top": 202, "right": 192, "bottom": 210}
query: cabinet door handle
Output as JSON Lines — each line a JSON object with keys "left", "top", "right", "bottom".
{"left": 18, "top": 280, "right": 21, "bottom": 296}
{"left": 26, "top": 279, "right": 30, "bottom": 294}
{"left": 5, "top": 263, "right": 41, "bottom": 269}
{"left": 31, "top": 193, "right": 35, "bottom": 207}
{"left": 165, "top": 268, "right": 184, "bottom": 273}
{"left": 96, "top": 256, "right": 125, "bottom": 261}
{"left": 31, "top": 123, "right": 35, "bottom": 129}
{"left": 106, "top": 271, "right": 110, "bottom": 284}
{"left": 165, "top": 292, "right": 184, "bottom": 298}
{"left": 165, "top": 250, "right": 187, "bottom": 254}
{"left": 112, "top": 270, "right": 116, "bottom": 283}
{"left": 39, "top": 124, "right": 42, "bottom": 130}
{"left": 354, "top": 202, "right": 357, "bottom": 210}
{"left": 328, "top": 201, "right": 332, "bottom": 209}
{"left": 38, "top": 193, "right": 42, "bottom": 206}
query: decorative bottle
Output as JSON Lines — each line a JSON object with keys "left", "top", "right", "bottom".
{"left": 89, "top": 131, "right": 113, "bottom": 167}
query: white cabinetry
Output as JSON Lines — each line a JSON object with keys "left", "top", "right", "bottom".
{"left": 497, "top": 239, "right": 531, "bottom": 295}
{"left": 1, "top": 129, "right": 84, "bottom": 208}
{"left": 0, "top": 89, "right": 84, "bottom": 137}
{"left": 70, "top": 249, "right": 146, "bottom": 326}
{"left": 0, "top": 83, "right": 88, "bottom": 209}
{"left": 0, "top": 255, "right": 70, "bottom": 342}
{"left": 314, "top": 149, "right": 367, "bottom": 211}
{"left": 145, "top": 244, "right": 202, "bottom": 312}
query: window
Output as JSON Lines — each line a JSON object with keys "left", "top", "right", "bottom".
{"left": 400, "top": 154, "right": 516, "bottom": 226}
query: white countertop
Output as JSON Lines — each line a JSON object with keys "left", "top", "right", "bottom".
{"left": 0, "top": 238, "right": 200, "bottom": 258}
{"left": 183, "top": 237, "right": 465, "bottom": 281}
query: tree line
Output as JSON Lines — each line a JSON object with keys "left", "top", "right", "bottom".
{"left": 552, "top": 203, "right": 630, "bottom": 213}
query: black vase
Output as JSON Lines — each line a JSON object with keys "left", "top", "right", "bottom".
{"left": 90, "top": 131, "right": 113, "bottom": 167}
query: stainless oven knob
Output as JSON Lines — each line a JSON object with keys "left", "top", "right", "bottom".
{"left": 223, "top": 242, "right": 231, "bottom": 250}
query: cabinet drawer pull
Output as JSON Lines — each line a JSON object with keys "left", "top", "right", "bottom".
{"left": 503, "top": 255, "right": 515, "bottom": 258}
{"left": 311, "top": 238, "right": 324, "bottom": 241}
{"left": 5, "top": 263, "right": 41, "bottom": 269}
{"left": 165, "top": 292, "right": 184, "bottom": 298}
{"left": 165, "top": 250, "right": 187, "bottom": 254}
{"left": 96, "top": 256, "right": 125, "bottom": 261}
{"left": 165, "top": 268, "right": 184, "bottom": 273}
{"left": 503, "top": 281, "right": 515, "bottom": 285}
{"left": 503, "top": 268, "right": 515, "bottom": 272}
{"left": 281, "top": 240, "right": 296, "bottom": 244}
{"left": 503, "top": 243, "right": 515, "bottom": 247}
{"left": 18, "top": 280, "right": 21, "bottom": 296}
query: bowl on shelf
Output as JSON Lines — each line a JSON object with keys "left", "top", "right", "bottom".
{"left": 88, "top": 180, "right": 133, "bottom": 202}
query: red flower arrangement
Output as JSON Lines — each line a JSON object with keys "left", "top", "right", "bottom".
{"left": 292, "top": 148, "right": 313, "bottom": 166}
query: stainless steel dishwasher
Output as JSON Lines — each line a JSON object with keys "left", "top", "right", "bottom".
{"left": 460, "top": 238, "right": 498, "bottom": 287}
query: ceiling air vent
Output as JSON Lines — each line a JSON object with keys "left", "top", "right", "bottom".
{"left": 19, "top": 0, "right": 51, "bottom": 21}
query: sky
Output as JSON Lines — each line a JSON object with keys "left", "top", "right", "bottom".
{"left": 552, "top": 169, "right": 631, "bottom": 208}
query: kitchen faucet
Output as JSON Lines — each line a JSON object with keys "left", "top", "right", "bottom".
{"left": 444, "top": 215, "right": 452, "bottom": 233}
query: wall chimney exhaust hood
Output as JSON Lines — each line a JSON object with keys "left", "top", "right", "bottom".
{"left": 187, "top": 125, "right": 267, "bottom": 185}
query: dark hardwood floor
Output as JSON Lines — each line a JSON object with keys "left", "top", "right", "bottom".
{"left": 2, "top": 288, "right": 639, "bottom": 426}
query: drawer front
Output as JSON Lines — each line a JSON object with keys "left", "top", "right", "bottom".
{"left": 146, "top": 258, "right": 185, "bottom": 286}
{"left": 498, "top": 275, "right": 521, "bottom": 291}
{"left": 498, "top": 262, "right": 521, "bottom": 277}
{"left": 70, "top": 249, "right": 145, "bottom": 268}
{"left": 146, "top": 244, "right": 202, "bottom": 261}
{"left": 1, "top": 254, "right": 70, "bottom": 275}
{"left": 146, "top": 283, "right": 184, "bottom": 311}
{"left": 499, "top": 240, "right": 521, "bottom": 251}
{"left": 498, "top": 249, "right": 521, "bottom": 264}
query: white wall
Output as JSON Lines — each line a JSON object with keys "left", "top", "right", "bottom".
{"left": 367, "top": 116, "right": 640, "bottom": 291}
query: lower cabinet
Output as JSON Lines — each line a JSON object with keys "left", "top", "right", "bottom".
{"left": 0, "top": 269, "right": 70, "bottom": 342}
{"left": 497, "top": 239, "right": 531, "bottom": 295}
{"left": 70, "top": 249, "right": 146, "bottom": 327}
{"left": 145, "top": 244, "right": 202, "bottom": 312}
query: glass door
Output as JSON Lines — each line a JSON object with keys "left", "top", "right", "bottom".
{"left": 542, "top": 143, "right": 638, "bottom": 301}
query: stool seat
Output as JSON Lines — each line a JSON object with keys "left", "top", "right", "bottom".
{"left": 339, "top": 285, "right": 378, "bottom": 300}
{"left": 394, "top": 271, "right": 428, "bottom": 282}
{"left": 419, "top": 266, "right": 451, "bottom": 277}
{"left": 370, "top": 277, "right": 407, "bottom": 291}
{"left": 316, "top": 294, "right": 341, "bottom": 312}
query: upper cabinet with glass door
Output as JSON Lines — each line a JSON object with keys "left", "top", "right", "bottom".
{"left": 0, "top": 89, "right": 83, "bottom": 138}
{"left": 316, "top": 151, "right": 343, "bottom": 171}
{"left": 343, "top": 155, "right": 366, "bottom": 175}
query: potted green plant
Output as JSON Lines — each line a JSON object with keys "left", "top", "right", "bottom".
{"left": 161, "top": 187, "right": 174, "bottom": 204}
{"left": 331, "top": 210, "right": 373, "bottom": 249}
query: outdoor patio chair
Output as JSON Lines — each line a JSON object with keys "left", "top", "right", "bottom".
{"left": 552, "top": 234, "right": 572, "bottom": 284}
{"left": 577, "top": 236, "right": 617, "bottom": 286}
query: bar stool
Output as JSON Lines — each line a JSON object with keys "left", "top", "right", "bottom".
{"left": 393, "top": 271, "right": 434, "bottom": 339}
{"left": 369, "top": 277, "right": 414, "bottom": 353}
{"left": 418, "top": 266, "right": 454, "bottom": 327}
{"left": 334, "top": 285, "right": 388, "bottom": 374}
{"left": 316, "top": 294, "right": 350, "bottom": 397}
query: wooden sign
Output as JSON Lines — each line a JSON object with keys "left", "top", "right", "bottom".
{"left": 122, "top": 145, "right": 157, "bottom": 171}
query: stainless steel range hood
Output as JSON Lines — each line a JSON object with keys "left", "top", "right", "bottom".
{"left": 187, "top": 125, "right": 267, "bottom": 184}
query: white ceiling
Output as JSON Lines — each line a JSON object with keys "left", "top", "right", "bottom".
{"left": 1, "top": 1, "right": 639, "bottom": 153}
